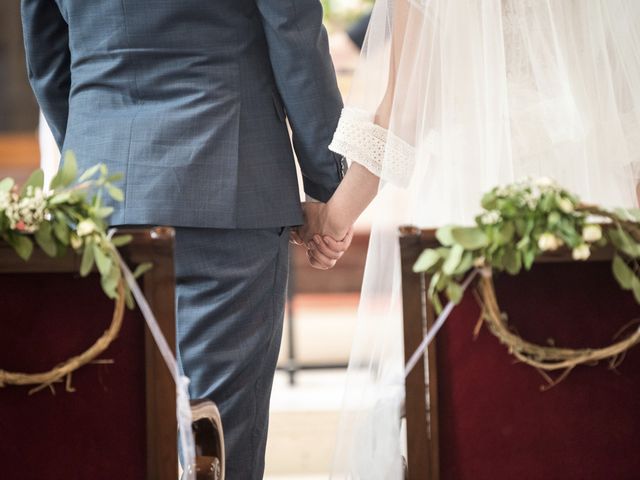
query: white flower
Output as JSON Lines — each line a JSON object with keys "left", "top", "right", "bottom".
{"left": 572, "top": 244, "right": 591, "bottom": 261}
{"left": 481, "top": 210, "right": 501, "bottom": 225}
{"left": 473, "top": 256, "right": 486, "bottom": 268}
{"left": 534, "top": 177, "right": 555, "bottom": 188}
{"left": 76, "top": 219, "right": 97, "bottom": 237}
{"left": 70, "top": 233, "right": 83, "bottom": 250}
{"left": 0, "top": 191, "right": 9, "bottom": 211}
{"left": 5, "top": 188, "right": 48, "bottom": 233}
{"left": 538, "top": 232, "right": 562, "bottom": 251}
{"left": 527, "top": 186, "right": 542, "bottom": 201}
{"left": 557, "top": 197, "right": 574, "bottom": 213}
{"left": 582, "top": 224, "right": 602, "bottom": 243}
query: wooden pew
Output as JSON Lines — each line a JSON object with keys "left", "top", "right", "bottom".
{"left": 400, "top": 228, "right": 640, "bottom": 480}
{"left": 0, "top": 228, "right": 176, "bottom": 480}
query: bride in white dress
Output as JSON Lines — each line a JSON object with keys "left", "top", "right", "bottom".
{"left": 298, "top": 0, "right": 640, "bottom": 478}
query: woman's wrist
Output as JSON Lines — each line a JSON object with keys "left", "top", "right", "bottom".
{"left": 324, "top": 200, "right": 353, "bottom": 240}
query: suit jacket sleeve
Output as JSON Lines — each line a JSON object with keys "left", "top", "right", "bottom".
{"left": 21, "top": 0, "right": 71, "bottom": 150}
{"left": 255, "top": 0, "right": 346, "bottom": 202}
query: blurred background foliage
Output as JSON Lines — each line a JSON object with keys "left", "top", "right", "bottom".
{"left": 321, "top": 0, "right": 374, "bottom": 29}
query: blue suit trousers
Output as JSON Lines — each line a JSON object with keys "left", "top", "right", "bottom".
{"left": 175, "top": 227, "right": 289, "bottom": 479}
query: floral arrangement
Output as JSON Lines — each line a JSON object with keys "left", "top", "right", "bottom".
{"left": 413, "top": 178, "right": 640, "bottom": 313}
{"left": 0, "top": 152, "right": 149, "bottom": 307}
{"left": 411, "top": 178, "right": 640, "bottom": 384}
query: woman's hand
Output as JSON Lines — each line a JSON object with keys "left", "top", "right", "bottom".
{"left": 306, "top": 228, "right": 354, "bottom": 270}
{"left": 291, "top": 202, "right": 354, "bottom": 270}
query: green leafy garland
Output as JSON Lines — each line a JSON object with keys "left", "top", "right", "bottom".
{"left": 413, "top": 178, "right": 640, "bottom": 312}
{"left": 0, "top": 152, "right": 150, "bottom": 307}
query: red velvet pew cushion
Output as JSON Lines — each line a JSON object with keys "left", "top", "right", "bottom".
{"left": 0, "top": 273, "right": 147, "bottom": 480}
{"left": 436, "top": 260, "right": 640, "bottom": 480}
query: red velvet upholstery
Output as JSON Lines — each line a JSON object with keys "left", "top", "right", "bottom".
{"left": 436, "top": 260, "right": 640, "bottom": 480}
{"left": 0, "top": 273, "right": 147, "bottom": 480}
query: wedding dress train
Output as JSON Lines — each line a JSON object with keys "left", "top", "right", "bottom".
{"left": 328, "top": 1, "right": 640, "bottom": 478}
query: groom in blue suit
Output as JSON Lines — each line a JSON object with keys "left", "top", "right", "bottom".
{"left": 22, "top": 0, "right": 346, "bottom": 477}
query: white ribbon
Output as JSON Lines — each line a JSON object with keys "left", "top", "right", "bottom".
{"left": 404, "top": 269, "right": 479, "bottom": 378}
{"left": 109, "top": 232, "right": 196, "bottom": 480}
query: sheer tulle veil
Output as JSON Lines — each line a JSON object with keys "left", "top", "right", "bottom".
{"left": 328, "top": 1, "right": 640, "bottom": 478}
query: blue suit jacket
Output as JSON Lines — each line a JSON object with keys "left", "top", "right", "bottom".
{"left": 21, "top": 0, "right": 346, "bottom": 228}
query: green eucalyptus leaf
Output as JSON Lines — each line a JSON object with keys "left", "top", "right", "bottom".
{"left": 446, "top": 282, "right": 464, "bottom": 304}
{"left": 525, "top": 217, "right": 536, "bottom": 236}
{"left": 125, "top": 288, "right": 135, "bottom": 309}
{"left": 632, "top": 275, "right": 640, "bottom": 305}
{"left": 453, "top": 251, "right": 475, "bottom": 276}
{"left": 491, "top": 249, "right": 505, "bottom": 270}
{"left": 443, "top": 244, "right": 464, "bottom": 275}
{"left": 34, "top": 222, "right": 57, "bottom": 257}
{"left": 80, "top": 243, "right": 95, "bottom": 276}
{"left": 436, "top": 272, "right": 449, "bottom": 292}
{"left": 413, "top": 249, "right": 442, "bottom": 273}
{"left": 55, "top": 243, "right": 68, "bottom": 258}
{"left": 503, "top": 248, "right": 522, "bottom": 275}
{"left": 515, "top": 218, "right": 527, "bottom": 236}
{"left": 53, "top": 219, "right": 70, "bottom": 245}
{"left": 540, "top": 193, "right": 555, "bottom": 212}
{"left": 451, "top": 227, "right": 489, "bottom": 250}
{"left": 92, "top": 189, "right": 102, "bottom": 208}
{"left": 106, "top": 184, "right": 124, "bottom": 202}
{"left": 21, "top": 169, "right": 45, "bottom": 195}
{"left": 436, "top": 226, "right": 455, "bottom": 247}
{"left": 107, "top": 173, "right": 124, "bottom": 183}
{"left": 608, "top": 228, "right": 640, "bottom": 258}
{"left": 93, "top": 244, "right": 112, "bottom": 276}
{"left": 523, "top": 249, "right": 536, "bottom": 270}
{"left": 133, "top": 262, "right": 153, "bottom": 279}
{"left": 0, "top": 177, "right": 14, "bottom": 192}
{"left": 11, "top": 234, "right": 33, "bottom": 261}
{"left": 495, "top": 222, "right": 515, "bottom": 245}
{"left": 613, "top": 208, "right": 640, "bottom": 223}
{"left": 78, "top": 164, "right": 102, "bottom": 183}
{"left": 547, "top": 212, "right": 561, "bottom": 226}
{"left": 50, "top": 152, "right": 78, "bottom": 190}
{"left": 49, "top": 192, "right": 72, "bottom": 205}
{"left": 94, "top": 206, "right": 114, "bottom": 218}
{"left": 428, "top": 271, "right": 441, "bottom": 299}
{"left": 481, "top": 191, "right": 497, "bottom": 210}
{"left": 516, "top": 236, "right": 530, "bottom": 250}
{"left": 100, "top": 266, "right": 120, "bottom": 299}
{"left": 612, "top": 255, "right": 634, "bottom": 290}
{"left": 110, "top": 234, "right": 133, "bottom": 247}
{"left": 432, "top": 293, "right": 443, "bottom": 314}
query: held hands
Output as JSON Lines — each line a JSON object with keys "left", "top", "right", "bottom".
{"left": 291, "top": 202, "right": 354, "bottom": 270}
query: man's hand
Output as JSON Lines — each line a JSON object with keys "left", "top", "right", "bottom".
{"left": 291, "top": 202, "right": 354, "bottom": 270}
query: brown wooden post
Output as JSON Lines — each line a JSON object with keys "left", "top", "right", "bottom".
{"left": 400, "top": 227, "right": 432, "bottom": 480}
{"left": 118, "top": 227, "right": 179, "bottom": 480}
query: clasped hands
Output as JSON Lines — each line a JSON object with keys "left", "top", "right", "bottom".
{"left": 290, "top": 202, "right": 354, "bottom": 270}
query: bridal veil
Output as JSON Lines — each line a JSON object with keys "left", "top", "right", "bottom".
{"left": 328, "top": 1, "right": 640, "bottom": 478}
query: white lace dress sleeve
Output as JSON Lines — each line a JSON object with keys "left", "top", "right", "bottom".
{"left": 329, "top": 107, "right": 416, "bottom": 188}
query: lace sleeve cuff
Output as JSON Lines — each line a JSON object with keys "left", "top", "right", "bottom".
{"left": 328, "top": 108, "right": 416, "bottom": 188}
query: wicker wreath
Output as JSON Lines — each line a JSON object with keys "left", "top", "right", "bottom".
{"left": 0, "top": 280, "right": 125, "bottom": 395}
{"left": 476, "top": 269, "right": 640, "bottom": 389}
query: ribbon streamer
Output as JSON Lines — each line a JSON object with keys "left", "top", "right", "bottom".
{"left": 109, "top": 231, "right": 196, "bottom": 480}
{"left": 404, "top": 270, "right": 479, "bottom": 378}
